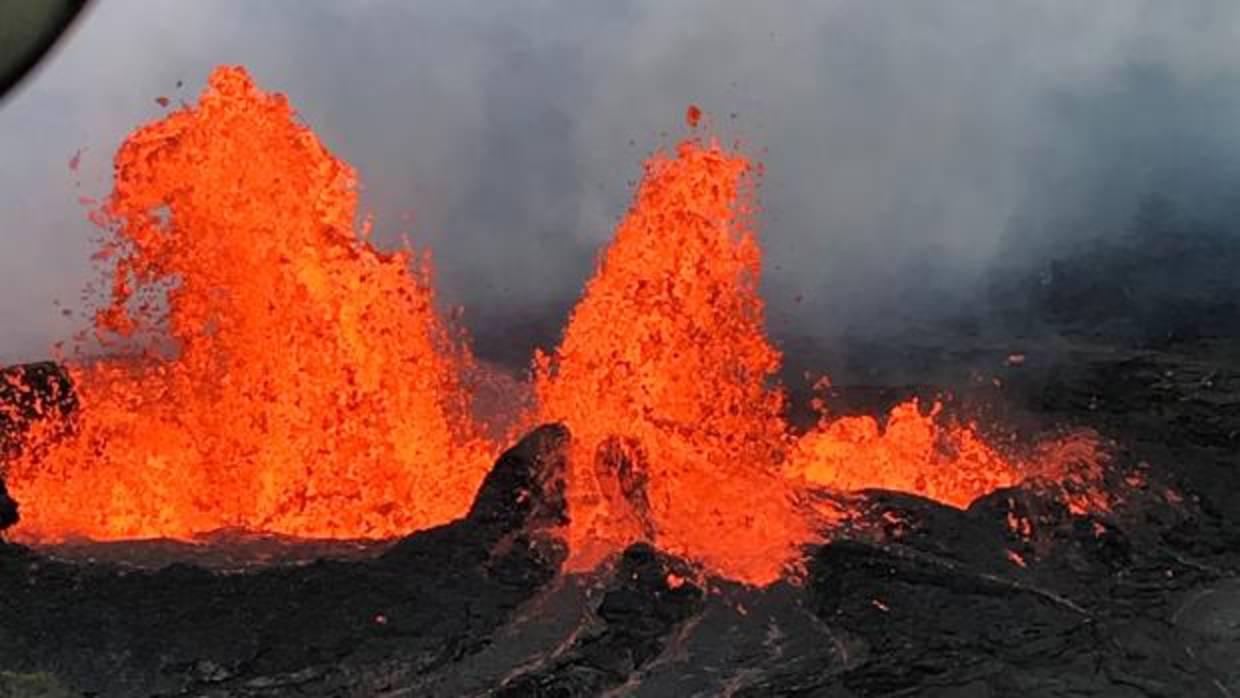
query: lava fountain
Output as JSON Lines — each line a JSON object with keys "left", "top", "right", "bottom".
{"left": 2, "top": 67, "right": 1102, "bottom": 586}
{"left": 534, "top": 139, "right": 815, "bottom": 583}
{"left": 533, "top": 130, "right": 1052, "bottom": 584}
{"left": 5, "top": 67, "right": 492, "bottom": 542}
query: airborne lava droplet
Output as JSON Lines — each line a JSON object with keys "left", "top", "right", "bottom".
{"left": 686, "top": 104, "right": 702, "bottom": 128}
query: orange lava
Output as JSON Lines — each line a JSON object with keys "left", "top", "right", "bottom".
{"left": 533, "top": 138, "right": 1058, "bottom": 584}
{"left": 2, "top": 67, "right": 1106, "bottom": 586}
{"left": 787, "top": 400, "right": 1020, "bottom": 509}
{"left": 6, "top": 67, "right": 492, "bottom": 542}
{"left": 535, "top": 139, "right": 815, "bottom": 584}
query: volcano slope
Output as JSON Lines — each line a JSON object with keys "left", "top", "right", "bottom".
{"left": 1, "top": 337, "right": 1240, "bottom": 697}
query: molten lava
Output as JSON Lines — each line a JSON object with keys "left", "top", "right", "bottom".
{"left": 532, "top": 138, "right": 1067, "bottom": 583}
{"left": 788, "top": 399, "right": 1019, "bottom": 509}
{"left": 535, "top": 139, "right": 814, "bottom": 583}
{"left": 6, "top": 67, "right": 492, "bottom": 541}
{"left": 1, "top": 66, "right": 1106, "bottom": 586}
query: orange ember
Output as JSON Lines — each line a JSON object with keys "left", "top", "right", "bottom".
{"left": 685, "top": 104, "right": 703, "bottom": 129}
{"left": 6, "top": 67, "right": 492, "bottom": 541}
{"left": 2, "top": 66, "right": 1107, "bottom": 586}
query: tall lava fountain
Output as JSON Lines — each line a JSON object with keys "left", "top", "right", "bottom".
{"left": 6, "top": 67, "right": 492, "bottom": 542}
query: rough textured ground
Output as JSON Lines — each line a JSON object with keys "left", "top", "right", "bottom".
{"left": 1, "top": 336, "right": 1239, "bottom": 697}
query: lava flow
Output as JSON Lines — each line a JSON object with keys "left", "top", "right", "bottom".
{"left": 3, "top": 67, "right": 1105, "bottom": 585}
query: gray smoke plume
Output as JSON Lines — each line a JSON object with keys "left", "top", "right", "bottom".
{"left": 2, "top": 1, "right": 1239, "bottom": 366}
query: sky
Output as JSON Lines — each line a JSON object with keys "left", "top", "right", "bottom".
{"left": 3, "top": 1, "right": 1240, "bottom": 364}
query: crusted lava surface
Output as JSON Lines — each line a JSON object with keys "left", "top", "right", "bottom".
{"left": 2, "top": 337, "right": 1240, "bottom": 697}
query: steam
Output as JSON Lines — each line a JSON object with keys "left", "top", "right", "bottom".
{"left": 2, "top": 1, "right": 1239, "bottom": 365}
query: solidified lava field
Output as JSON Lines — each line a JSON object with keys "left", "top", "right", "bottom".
{"left": 2, "top": 67, "right": 1240, "bottom": 697}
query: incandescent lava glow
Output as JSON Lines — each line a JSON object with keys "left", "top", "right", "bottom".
{"left": 3, "top": 66, "right": 1105, "bottom": 586}
{"left": 787, "top": 399, "right": 1019, "bottom": 510}
{"left": 6, "top": 67, "right": 492, "bottom": 542}
{"left": 535, "top": 138, "right": 814, "bottom": 584}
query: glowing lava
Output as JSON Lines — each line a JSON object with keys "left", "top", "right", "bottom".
{"left": 6, "top": 67, "right": 492, "bottom": 541}
{"left": 788, "top": 399, "right": 1019, "bottom": 509}
{"left": 535, "top": 139, "right": 815, "bottom": 584}
{"left": 533, "top": 137, "right": 1054, "bottom": 584}
{"left": 2, "top": 66, "right": 1105, "bottom": 586}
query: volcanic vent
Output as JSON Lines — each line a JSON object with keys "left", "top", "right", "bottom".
{"left": 0, "top": 66, "right": 1108, "bottom": 583}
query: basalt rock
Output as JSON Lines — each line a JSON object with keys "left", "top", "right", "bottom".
{"left": 803, "top": 477, "right": 1237, "bottom": 698}
{"left": 0, "top": 477, "right": 15, "bottom": 533}
{"left": 494, "top": 542, "right": 704, "bottom": 696}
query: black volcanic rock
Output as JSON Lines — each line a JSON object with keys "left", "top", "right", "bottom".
{"left": 464, "top": 423, "right": 569, "bottom": 532}
{"left": 0, "top": 477, "right": 15, "bottom": 532}
{"left": 803, "top": 482, "right": 1239, "bottom": 697}
{"left": 494, "top": 542, "right": 704, "bottom": 696}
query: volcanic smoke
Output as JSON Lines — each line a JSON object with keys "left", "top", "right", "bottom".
{"left": 2, "top": 67, "right": 1102, "bottom": 585}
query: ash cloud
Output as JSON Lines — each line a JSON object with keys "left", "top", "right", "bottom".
{"left": 2, "top": 1, "right": 1239, "bottom": 366}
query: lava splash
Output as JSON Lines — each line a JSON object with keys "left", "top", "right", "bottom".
{"left": 2, "top": 67, "right": 1105, "bottom": 586}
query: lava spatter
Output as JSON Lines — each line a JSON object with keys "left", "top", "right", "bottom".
{"left": 787, "top": 399, "right": 1021, "bottom": 509}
